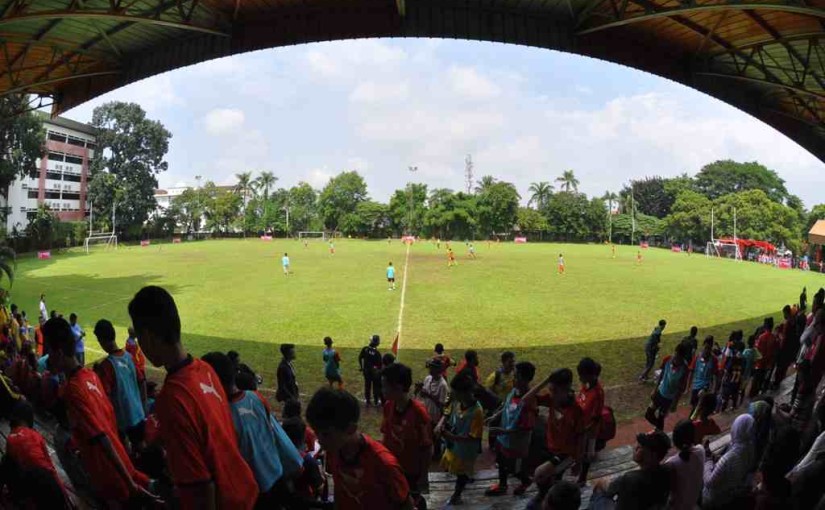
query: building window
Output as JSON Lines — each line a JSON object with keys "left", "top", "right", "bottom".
{"left": 27, "top": 190, "right": 38, "bottom": 199}
{"left": 46, "top": 171, "right": 62, "bottom": 181}
{"left": 65, "top": 155, "right": 83, "bottom": 165}
{"left": 67, "top": 137, "right": 85, "bottom": 147}
{"left": 48, "top": 132, "right": 67, "bottom": 143}
{"left": 86, "top": 142, "right": 96, "bottom": 150}
{"left": 63, "top": 173, "right": 81, "bottom": 183}
{"left": 45, "top": 191, "right": 60, "bottom": 200}
{"left": 47, "top": 152, "right": 64, "bottom": 162}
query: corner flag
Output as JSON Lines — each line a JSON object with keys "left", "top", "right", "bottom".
{"left": 391, "top": 332, "right": 399, "bottom": 356}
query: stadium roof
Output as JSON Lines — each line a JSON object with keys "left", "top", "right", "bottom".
{"left": 1, "top": 0, "right": 824, "bottom": 162}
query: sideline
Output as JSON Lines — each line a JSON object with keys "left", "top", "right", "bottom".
{"left": 395, "top": 241, "right": 412, "bottom": 359}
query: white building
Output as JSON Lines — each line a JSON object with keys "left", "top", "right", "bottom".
{"left": 5, "top": 114, "right": 95, "bottom": 233}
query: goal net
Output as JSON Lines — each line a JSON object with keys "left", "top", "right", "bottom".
{"left": 706, "top": 240, "right": 742, "bottom": 261}
{"left": 299, "top": 231, "right": 326, "bottom": 241}
{"left": 84, "top": 233, "right": 118, "bottom": 253}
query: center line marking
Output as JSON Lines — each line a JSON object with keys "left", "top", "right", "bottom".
{"left": 395, "top": 241, "right": 412, "bottom": 358}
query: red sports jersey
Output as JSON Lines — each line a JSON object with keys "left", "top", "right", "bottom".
{"left": 305, "top": 425, "right": 317, "bottom": 452}
{"left": 537, "top": 395, "right": 584, "bottom": 458}
{"left": 326, "top": 434, "right": 410, "bottom": 510}
{"left": 380, "top": 399, "right": 433, "bottom": 477}
{"left": 156, "top": 357, "right": 257, "bottom": 510}
{"left": 577, "top": 382, "right": 605, "bottom": 434}
{"left": 6, "top": 425, "right": 63, "bottom": 488}
{"left": 64, "top": 367, "right": 149, "bottom": 501}
{"left": 96, "top": 349, "right": 124, "bottom": 395}
{"left": 125, "top": 340, "right": 146, "bottom": 381}
{"left": 755, "top": 331, "right": 777, "bottom": 369}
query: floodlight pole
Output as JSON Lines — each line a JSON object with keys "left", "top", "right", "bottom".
{"left": 711, "top": 207, "right": 714, "bottom": 241}
{"left": 407, "top": 166, "right": 418, "bottom": 236}
{"left": 89, "top": 200, "right": 93, "bottom": 234}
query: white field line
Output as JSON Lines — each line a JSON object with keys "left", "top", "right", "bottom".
{"left": 395, "top": 241, "right": 412, "bottom": 358}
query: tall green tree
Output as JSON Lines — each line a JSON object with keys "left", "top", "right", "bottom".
{"left": 474, "top": 175, "right": 497, "bottom": 194}
{"left": 527, "top": 181, "right": 553, "bottom": 210}
{"left": 555, "top": 169, "right": 579, "bottom": 192}
{"left": 477, "top": 181, "right": 520, "bottom": 236}
{"left": 88, "top": 102, "right": 171, "bottom": 235}
{"left": 542, "top": 191, "right": 600, "bottom": 241}
{"left": 318, "top": 171, "right": 368, "bottom": 231}
{"left": 203, "top": 183, "right": 242, "bottom": 233}
{"left": 169, "top": 188, "right": 204, "bottom": 233}
{"left": 388, "top": 183, "right": 428, "bottom": 235}
{"left": 235, "top": 172, "right": 255, "bottom": 205}
{"left": 602, "top": 191, "right": 619, "bottom": 242}
{"left": 423, "top": 189, "right": 478, "bottom": 239}
{"left": 665, "top": 190, "right": 713, "bottom": 243}
{"left": 621, "top": 177, "right": 678, "bottom": 218}
{"left": 288, "top": 182, "right": 319, "bottom": 233}
{"left": 516, "top": 207, "right": 548, "bottom": 236}
{"left": 694, "top": 160, "right": 788, "bottom": 202}
{"left": 340, "top": 201, "right": 390, "bottom": 237}
{"left": 0, "top": 96, "right": 43, "bottom": 199}
{"left": 255, "top": 171, "right": 277, "bottom": 201}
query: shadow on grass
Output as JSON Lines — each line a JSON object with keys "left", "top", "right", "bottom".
{"left": 137, "top": 311, "right": 787, "bottom": 436}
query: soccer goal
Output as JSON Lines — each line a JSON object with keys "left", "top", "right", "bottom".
{"left": 298, "top": 231, "right": 326, "bottom": 241}
{"left": 706, "top": 239, "right": 742, "bottom": 261}
{"left": 84, "top": 233, "right": 118, "bottom": 253}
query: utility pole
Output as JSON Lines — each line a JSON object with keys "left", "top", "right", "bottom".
{"left": 464, "top": 155, "right": 474, "bottom": 194}
{"left": 407, "top": 166, "right": 418, "bottom": 235}
{"left": 630, "top": 185, "right": 636, "bottom": 245}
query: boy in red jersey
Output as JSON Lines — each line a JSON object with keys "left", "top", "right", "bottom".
{"left": 575, "top": 357, "right": 604, "bottom": 485}
{"left": 128, "top": 285, "right": 257, "bottom": 510}
{"left": 125, "top": 326, "right": 148, "bottom": 404}
{"left": 306, "top": 387, "right": 414, "bottom": 510}
{"left": 42, "top": 317, "right": 156, "bottom": 507}
{"left": 0, "top": 400, "right": 71, "bottom": 509}
{"left": 380, "top": 362, "right": 433, "bottom": 509}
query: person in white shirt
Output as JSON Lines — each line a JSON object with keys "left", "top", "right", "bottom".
{"left": 665, "top": 419, "right": 705, "bottom": 510}
{"left": 416, "top": 359, "right": 449, "bottom": 459}
{"left": 38, "top": 294, "right": 47, "bottom": 323}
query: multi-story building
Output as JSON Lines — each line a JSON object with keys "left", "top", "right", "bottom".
{"left": 5, "top": 113, "right": 95, "bottom": 233}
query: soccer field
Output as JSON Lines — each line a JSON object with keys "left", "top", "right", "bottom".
{"left": 11, "top": 239, "right": 823, "bottom": 421}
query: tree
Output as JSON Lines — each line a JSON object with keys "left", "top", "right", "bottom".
{"left": 621, "top": 177, "right": 676, "bottom": 218}
{"left": 602, "top": 191, "right": 619, "bottom": 242}
{"left": 694, "top": 160, "right": 788, "bottom": 203}
{"left": 255, "top": 171, "right": 277, "bottom": 201}
{"left": 26, "top": 204, "right": 58, "bottom": 249}
{"left": 474, "top": 175, "right": 496, "bottom": 194}
{"left": 169, "top": 188, "right": 204, "bottom": 233}
{"left": 665, "top": 190, "right": 712, "bottom": 243}
{"left": 0, "top": 95, "right": 43, "bottom": 199}
{"left": 542, "top": 191, "right": 600, "bottom": 241}
{"left": 528, "top": 182, "right": 553, "bottom": 210}
{"left": 477, "top": 181, "right": 520, "bottom": 236}
{"left": 88, "top": 102, "right": 171, "bottom": 236}
{"left": 712, "top": 189, "right": 802, "bottom": 252}
{"left": 317, "top": 171, "right": 368, "bottom": 231}
{"left": 517, "top": 207, "right": 548, "bottom": 236}
{"left": 555, "top": 169, "right": 579, "bottom": 192}
{"left": 340, "top": 201, "right": 390, "bottom": 237}
{"left": 288, "top": 182, "right": 319, "bottom": 233}
{"left": 423, "top": 189, "right": 478, "bottom": 239}
{"left": 388, "top": 183, "right": 428, "bottom": 235}
{"left": 235, "top": 172, "right": 254, "bottom": 206}
{"left": 204, "top": 183, "right": 242, "bottom": 234}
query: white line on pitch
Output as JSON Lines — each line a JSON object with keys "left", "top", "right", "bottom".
{"left": 395, "top": 241, "right": 412, "bottom": 358}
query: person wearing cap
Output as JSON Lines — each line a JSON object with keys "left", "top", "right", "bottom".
{"left": 359, "top": 335, "right": 383, "bottom": 406}
{"left": 588, "top": 429, "right": 671, "bottom": 509}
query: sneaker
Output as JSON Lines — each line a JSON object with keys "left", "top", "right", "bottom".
{"left": 513, "top": 481, "right": 530, "bottom": 496}
{"left": 484, "top": 484, "right": 508, "bottom": 496}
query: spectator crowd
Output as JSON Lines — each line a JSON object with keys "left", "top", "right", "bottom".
{"left": 0, "top": 285, "right": 820, "bottom": 509}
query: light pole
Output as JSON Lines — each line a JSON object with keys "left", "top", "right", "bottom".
{"left": 407, "top": 166, "right": 418, "bottom": 236}
{"left": 195, "top": 175, "right": 202, "bottom": 232}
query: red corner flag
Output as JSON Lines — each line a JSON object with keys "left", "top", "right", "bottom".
{"left": 391, "top": 332, "right": 399, "bottom": 356}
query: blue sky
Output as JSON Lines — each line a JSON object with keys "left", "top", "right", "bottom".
{"left": 65, "top": 38, "right": 825, "bottom": 206}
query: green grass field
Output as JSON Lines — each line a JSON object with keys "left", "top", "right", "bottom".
{"left": 10, "top": 239, "right": 823, "bottom": 432}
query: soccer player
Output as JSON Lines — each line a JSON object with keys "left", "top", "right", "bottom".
{"left": 127, "top": 286, "right": 258, "bottom": 509}
{"left": 42, "top": 317, "right": 156, "bottom": 506}
{"left": 558, "top": 253, "right": 565, "bottom": 274}
{"left": 329, "top": 240, "right": 335, "bottom": 255}
{"left": 439, "top": 373, "right": 484, "bottom": 505}
{"left": 611, "top": 243, "right": 616, "bottom": 259}
{"left": 468, "top": 243, "right": 476, "bottom": 259}
{"left": 306, "top": 387, "right": 413, "bottom": 509}
{"left": 639, "top": 319, "right": 667, "bottom": 382}
{"left": 645, "top": 342, "right": 690, "bottom": 430}
{"left": 303, "top": 239, "right": 308, "bottom": 249}
{"left": 69, "top": 312, "right": 86, "bottom": 366}
{"left": 380, "top": 363, "right": 432, "bottom": 509}
{"left": 201, "top": 352, "right": 303, "bottom": 505}
{"left": 636, "top": 250, "right": 643, "bottom": 264}
{"left": 576, "top": 357, "right": 605, "bottom": 485}
{"left": 387, "top": 262, "right": 396, "bottom": 291}
{"left": 447, "top": 248, "right": 457, "bottom": 267}
{"left": 323, "top": 336, "right": 343, "bottom": 389}
{"left": 687, "top": 336, "right": 718, "bottom": 415}
{"left": 282, "top": 252, "right": 290, "bottom": 276}
{"left": 93, "top": 319, "right": 146, "bottom": 449}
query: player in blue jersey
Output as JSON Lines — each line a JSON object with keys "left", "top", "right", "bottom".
{"left": 387, "top": 262, "right": 396, "bottom": 291}
{"left": 282, "top": 252, "right": 290, "bottom": 276}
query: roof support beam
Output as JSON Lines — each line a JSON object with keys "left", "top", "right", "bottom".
{"left": 0, "top": 10, "right": 229, "bottom": 37}
{"left": 0, "top": 70, "right": 119, "bottom": 96}
{"left": 695, "top": 71, "right": 825, "bottom": 100}
{"left": 577, "top": 2, "right": 825, "bottom": 35}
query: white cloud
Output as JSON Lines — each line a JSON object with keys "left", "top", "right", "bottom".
{"left": 203, "top": 108, "right": 245, "bottom": 135}
{"left": 349, "top": 81, "right": 410, "bottom": 104}
{"left": 447, "top": 66, "right": 501, "bottom": 100}
{"left": 306, "top": 168, "right": 333, "bottom": 188}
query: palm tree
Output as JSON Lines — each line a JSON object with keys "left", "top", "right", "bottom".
{"left": 602, "top": 191, "right": 619, "bottom": 243}
{"left": 527, "top": 181, "right": 553, "bottom": 209}
{"left": 255, "top": 171, "right": 277, "bottom": 201}
{"left": 474, "top": 175, "right": 496, "bottom": 194}
{"left": 235, "top": 172, "right": 254, "bottom": 206}
{"left": 555, "top": 169, "right": 580, "bottom": 192}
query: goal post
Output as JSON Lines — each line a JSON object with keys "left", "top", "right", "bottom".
{"left": 84, "top": 233, "right": 118, "bottom": 253}
{"left": 298, "top": 231, "right": 326, "bottom": 241}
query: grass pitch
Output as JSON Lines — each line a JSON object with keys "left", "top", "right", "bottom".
{"left": 10, "top": 239, "right": 822, "bottom": 431}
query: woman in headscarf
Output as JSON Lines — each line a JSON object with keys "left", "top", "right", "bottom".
{"left": 749, "top": 398, "right": 773, "bottom": 463}
{"left": 702, "top": 414, "right": 756, "bottom": 509}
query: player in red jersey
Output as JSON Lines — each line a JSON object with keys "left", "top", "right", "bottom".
{"left": 306, "top": 387, "right": 414, "bottom": 510}
{"left": 128, "top": 286, "right": 258, "bottom": 510}
{"left": 381, "top": 363, "right": 433, "bottom": 509}
{"left": 0, "top": 400, "right": 71, "bottom": 509}
{"left": 42, "top": 317, "right": 156, "bottom": 506}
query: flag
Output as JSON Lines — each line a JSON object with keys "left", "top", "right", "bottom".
{"left": 391, "top": 332, "right": 399, "bottom": 356}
